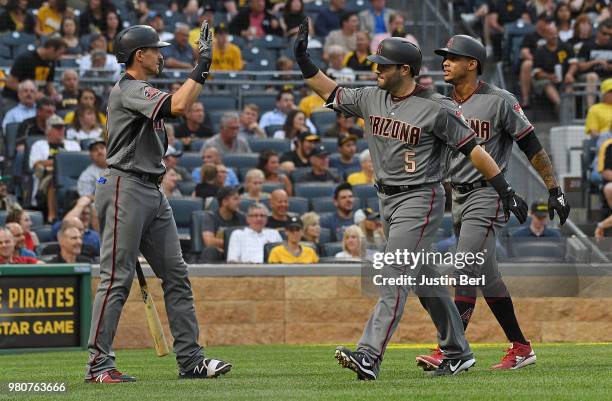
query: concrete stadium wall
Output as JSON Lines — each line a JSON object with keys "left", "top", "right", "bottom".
{"left": 90, "top": 265, "right": 612, "bottom": 349}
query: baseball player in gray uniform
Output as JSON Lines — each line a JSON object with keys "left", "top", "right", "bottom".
{"left": 293, "top": 19, "right": 529, "bottom": 380}
{"left": 415, "top": 35, "right": 570, "bottom": 371}
{"left": 85, "top": 23, "right": 231, "bottom": 382}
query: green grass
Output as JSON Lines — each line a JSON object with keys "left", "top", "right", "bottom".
{"left": 1, "top": 344, "right": 611, "bottom": 401}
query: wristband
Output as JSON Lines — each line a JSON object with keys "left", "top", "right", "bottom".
{"left": 297, "top": 56, "right": 320, "bottom": 79}
{"left": 489, "top": 172, "right": 512, "bottom": 195}
{"left": 549, "top": 187, "right": 562, "bottom": 196}
{"left": 190, "top": 62, "right": 210, "bottom": 84}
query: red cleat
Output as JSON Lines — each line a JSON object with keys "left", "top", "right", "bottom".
{"left": 85, "top": 369, "right": 137, "bottom": 383}
{"left": 416, "top": 346, "right": 444, "bottom": 371}
{"left": 492, "top": 342, "right": 536, "bottom": 370}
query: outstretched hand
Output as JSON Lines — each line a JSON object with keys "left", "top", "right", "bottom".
{"left": 294, "top": 18, "right": 309, "bottom": 62}
{"left": 191, "top": 20, "right": 213, "bottom": 84}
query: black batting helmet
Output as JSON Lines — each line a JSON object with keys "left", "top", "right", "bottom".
{"left": 367, "top": 37, "right": 422, "bottom": 77}
{"left": 435, "top": 35, "right": 486, "bottom": 74}
{"left": 114, "top": 25, "right": 170, "bottom": 63}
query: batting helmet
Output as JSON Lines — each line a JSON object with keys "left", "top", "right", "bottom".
{"left": 114, "top": 25, "right": 170, "bottom": 64}
{"left": 434, "top": 35, "right": 486, "bottom": 74}
{"left": 367, "top": 37, "right": 422, "bottom": 76}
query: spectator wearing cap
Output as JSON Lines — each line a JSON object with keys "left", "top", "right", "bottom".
{"left": 3, "top": 38, "right": 65, "bottom": 102}
{"left": 227, "top": 203, "right": 283, "bottom": 263}
{"left": 58, "top": 69, "right": 80, "bottom": 111}
{"left": 335, "top": 224, "right": 364, "bottom": 259}
{"left": 280, "top": 131, "right": 320, "bottom": 171}
{"left": 577, "top": 19, "right": 612, "bottom": 107}
{"left": 354, "top": 207, "right": 384, "bottom": 250}
{"left": 78, "top": 33, "right": 121, "bottom": 81}
{"left": 512, "top": 201, "right": 561, "bottom": 238}
{"left": 6, "top": 222, "right": 37, "bottom": 258}
{"left": 48, "top": 224, "right": 94, "bottom": 264}
{"left": 324, "top": 111, "right": 364, "bottom": 138}
{"left": 211, "top": 23, "right": 244, "bottom": 71}
{"left": 175, "top": 101, "right": 214, "bottom": 150}
{"left": 324, "top": 12, "right": 359, "bottom": 55}
{"left": 331, "top": 133, "right": 360, "bottom": 178}
{"left": 192, "top": 147, "right": 240, "bottom": 186}
{"left": 347, "top": 149, "right": 374, "bottom": 185}
{"left": 200, "top": 187, "right": 247, "bottom": 263}
{"left": 77, "top": 140, "right": 107, "bottom": 198}
{"left": 296, "top": 145, "right": 340, "bottom": 183}
{"left": 257, "top": 150, "right": 293, "bottom": 195}
{"left": 0, "top": 176, "right": 19, "bottom": 211}
{"left": 229, "top": 0, "right": 284, "bottom": 40}
{"left": 268, "top": 216, "right": 319, "bottom": 263}
{"left": 315, "top": 0, "right": 346, "bottom": 37}
{"left": 29, "top": 115, "right": 81, "bottom": 222}
{"left": 358, "top": 0, "right": 396, "bottom": 35}
{"left": 266, "top": 189, "right": 290, "bottom": 230}
{"left": 239, "top": 104, "right": 266, "bottom": 139}
{"left": 242, "top": 169, "right": 270, "bottom": 202}
{"left": 301, "top": 211, "right": 323, "bottom": 255}
{"left": 16, "top": 97, "right": 56, "bottom": 153}
{"left": 2, "top": 80, "right": 38, "bottom": 131}
{"left": 0, "top": 227, "right": 41, "bottom": 264}
{"left": 585, "top": 78, "right": 612, "bottom": 137}
{"left": 259, "top": 89, "right": 317, "bottom": 134}
{"left": 162, "top": 23, "right": 197, "bottom": 69}
{"left": 202, "top": 112, "right": 252, "bottom": 155}
{"left": 163, "top": 148, "right": 193, "bottom": 184}
{"left": 320, "top": 183, "right": 355, "bottom": 241}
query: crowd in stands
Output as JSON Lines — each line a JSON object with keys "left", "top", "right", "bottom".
{"left": 0, "top": 0, "right": 590, "bottom": 265}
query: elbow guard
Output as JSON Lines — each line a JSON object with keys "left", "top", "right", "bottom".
{"left": 516, "top": 131, "right": 543, "bottom": 160}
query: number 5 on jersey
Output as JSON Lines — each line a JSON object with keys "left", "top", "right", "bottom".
{"left": 405, "top": 150, "right": 416, "bottom": 173}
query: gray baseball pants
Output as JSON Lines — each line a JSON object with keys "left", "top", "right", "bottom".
{"left": 85, "top": 169, "right": 204, "bottom": 379}
{"left": 357, "top": 183, "right": 473, "bottom": 362}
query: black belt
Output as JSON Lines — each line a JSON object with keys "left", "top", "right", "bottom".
{"left": 375, "top": 181, "right": 425, "bottom": 196}
{"left": 110, "top": 167, "right": 164, "bottom": 185}
{"left": 451, "top": 180, "right": 489, "bottom": 194}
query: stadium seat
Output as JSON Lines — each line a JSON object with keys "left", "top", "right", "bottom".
{"left": 177, "top": 181, "right": 196, "bottom": 196}
{"left": 262, "top": 182, "right": 285, "bottom": 193}
{"left": 320, "top": 137, "right": 336, "bottom": 149}
{"left": 168, "top": 197, "right": 204, "bottom": 237}
{"left": 0, "top": 211, "right": 6, "bottom": 225}
{"left": 365, "top": 197, "right": 379, "bottom": 211}
{"left": 242, "top": 46, "right": 274, "bottom": 62}
{"left": 0, "top": 31, "right": 36, "bottom": 57}
{"left": 311, "top": 196, "right": 359, "bottom": 214}
{"left": 248, "top": 138, "right": 291, "bottom": 154}
{"left": 54, "top": 152, "right": 93, "bottom": 211}
{"left": 322, "top": 241, "right": 343, "bottom": 257}
{"left": 353, "top": 184, "right": 376, "bottom": 200}
{"left": 223, "top": 226, "right": 245, "bottom": 258}
{"left": 245, "top": 58, "right": 274, "bottom": 71}
{"left": 264, "top": 124, "right": 284, "bottom": 137}
{"left": 304, "top": 0, "right": 326, "bottom": 13}
{"left": 34, "top": 225, "right": 54, "bottom": 243}
{"left": 199, "top": 95, "right": 238, "bottom": 112}
{"left": 227, "top": 35, "right": 246, "bottom": 48}
{"left": 319, "top": 227, "right": 331, "bottom": 244}
{"left": 345, "top": 0, "right": 366, "bottom": 11}
{"left": 356, "top": 139, "right": 368, "bottom": 152}
{"left": 310, "top": 111, "right": 336, "bottom": 133}
{"left": 222, "top": 153, "right": 259, "bottom": 169}
{"left": 261, "top": 196, "right": 309, "bottom": 215}
{"left": 251, "top": 35, "right": 287, "bottom": 50}
{"left": 509, "top": 239, "right": 565, "bottom": 261}
{"left": 239, "top": 198, "right": 256, "bottom": 213}
{"left": 243, "top": 94, "right": 277, "bottom": 114}
{"left": 291, "top": 168, "right": 340, "bottom": 183}
{"left": 177, "top": 152, "right": 203, "bottom": 171}
{"left": 294, "top": 183, "right": 336, "bottom": 199}
{"left": 28, "top": 210, "right": 44, "bottom": 230}
{"left": 191, "top": 139, "right": 206, "bottom": 153}
{"left": 263, "top": 241, "right": 284, "bottom": 262}
{"left": 190, "top": 210, "right": 207, "bottom": 254}
{"left": 3, "top": 122, "right": 21, "bottom": 160}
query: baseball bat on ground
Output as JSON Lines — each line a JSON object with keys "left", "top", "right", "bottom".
{"left": 135, "top": 260, "right": 170, "bottom": 357}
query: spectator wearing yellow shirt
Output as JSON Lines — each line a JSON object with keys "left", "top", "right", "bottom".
{"left": 210, "top": 23, "right": 243, "bottom": 71}
{"left": 268, "top": 216, "right": 319, "bottom": 263}
{"left": 347, "top": 149, "right": 374, "bottom": 185}
{"left": 298, "top": 88, "right": 326, "bottom": 117}
{"left": 37, "top": 0, "right": 68, "bottom": 36}
{"left": 585, "top": 78, "right": 612, "bottom": 137}
{"left": 63, "top": 88, "right": 107, "bottom": 127}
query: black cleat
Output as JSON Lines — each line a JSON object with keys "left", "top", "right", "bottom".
{"left": 179, "top": 358, "right": 232, "bottom": 379}
{"left": 335, "top": 346, "right": 378, "bottom": 380}
{"left": 431, "top": 357, "right": 475, "bottom": 376}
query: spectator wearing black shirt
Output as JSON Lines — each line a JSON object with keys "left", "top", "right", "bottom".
{"left": 577, "top": 19, "right": 612, "bottom": 107}
{"left": 59, "top": 16, "right": 83, "bottom": 57}
{"left": 194, "top": 164, "right": 220, "bottom": 203}
{"left": 0, "top": 176, "right": 19, "bottom": 211}
{"left": 568, "top": 14, "right": 595, "bottom": 54}
{"left": 570, "top": 0, "right": 608, "bottom": 19}
{"left": 324, "top": 111, "right": 364, "bottom": 138}
{"left": 79, "top": 0, "right": 116, "bottom": 35}
{"left": 532, "top": 23, "right": 578, "bottom": 109}
{"left": 16, "top": 97, "right": 56, "bottom": 151}
{"left": 3, "top": 38, "right": 66, "bottom": 102}
{"left": 282, "top": 0, "right": 309, "bottom": 37}
{"left": 0, "top": 0, "right": 36, "bottom": 34}
{"left": 200, "top": 187, "right": 246, "bottom": 262}
{"left": 266, "top": 189, "right": 291, "bottom": 230}
{"left": 48, "top": 224, "right": 94, "bottom": 264}
{"left": 229, "top": 0, "right": 284, "bottom": 39}
{"left": 175, "top": 101, "right": 214, "bottom": 150}
{"left": 280, "top": 131, "right": 320, "bottom": 172}
{"left": 344, "top": 31, "right": 376, "bottom": 81}
{"left": 296, "top": 145, "right": 341, "bottom": 183}
{"left": 58, "top": 69, "right": 80, "bottom": 112}
{"left": 314, "top": 0, "right": 346, "bottom": 37}
{"left": 103, "top": 10, "right": 122, "bottom": 54}
{"left": 486, "top": 0, "right": 530, "bottom": 60}
{"left": 518, "top": 15, "right": 553, "bottom": 107}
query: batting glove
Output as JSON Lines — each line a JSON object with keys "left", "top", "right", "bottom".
{"left": 548, "top": 187, "right": 570, "bottom": 225}
{"left": 489, "top": 173, "right": 529, "bottom": 223}
{"left": 294, "top": 18, "right": 319, "bottom": 79}
{"left": 190, "top": 20, "right": 213, "bottom": 84}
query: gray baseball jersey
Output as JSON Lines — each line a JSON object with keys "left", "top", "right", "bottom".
{"left": 331, "top": 85, "right": 476, "bottom": 186}
{"left": 448, "top": 82, "right": 533, "bottom": 184}
{"left": 106, "top": 74, "right": 170, "bottom": 175}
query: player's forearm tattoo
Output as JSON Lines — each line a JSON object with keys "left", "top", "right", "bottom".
{"left": 529, "top": 150, "right": 558, "bottom": 189}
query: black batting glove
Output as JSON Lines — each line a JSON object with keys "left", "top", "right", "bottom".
{"left": 548, "top": 187, "right": 570, "bottom": 225}
{"left": 489, "top": 173, "right": 529, "bottom": 223}
{"left": 294, "top": 18, "right": 319, "bottom": 79}
{"left": 190, "top": 20, "right": 213, "bottom": 84}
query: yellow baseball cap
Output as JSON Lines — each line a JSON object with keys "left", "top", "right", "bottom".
{"left": 601, "top": 78, "right": 612, "bottom": 95}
